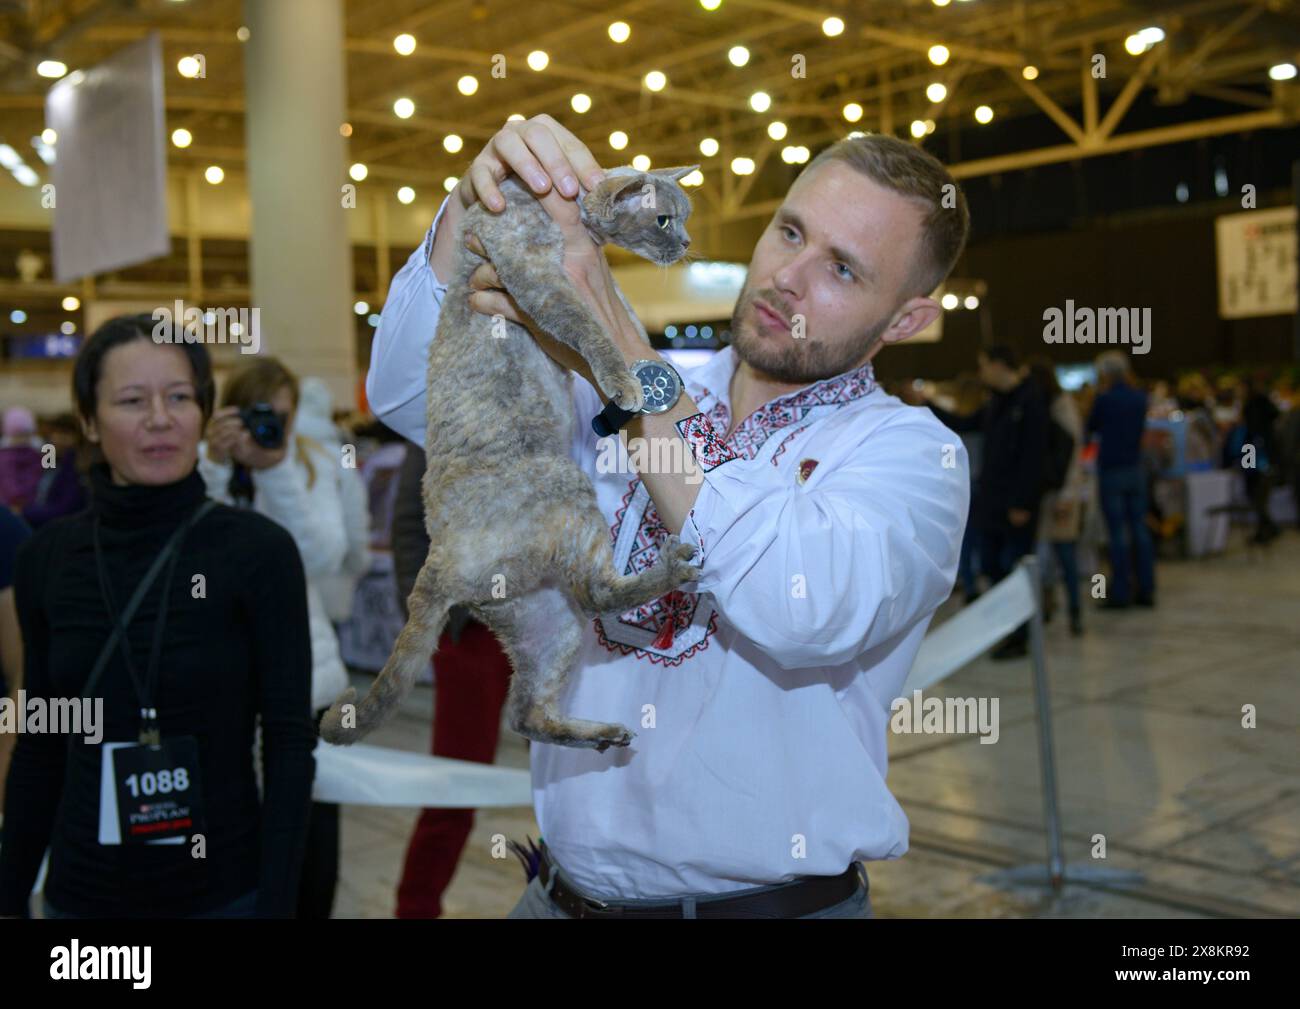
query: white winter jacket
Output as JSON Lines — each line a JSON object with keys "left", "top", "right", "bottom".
{"left": 198, "top": 439, "right": 350, "bottom": 712}
{"left": 293, "top": 379, "right": 371, "bottom": 622}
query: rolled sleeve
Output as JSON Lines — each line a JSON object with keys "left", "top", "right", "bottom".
{"left": 676, "top": 411, "right": 969, "bottom": 669}
{"left": 365, "top": 195, "right": 453, "bottom": 447}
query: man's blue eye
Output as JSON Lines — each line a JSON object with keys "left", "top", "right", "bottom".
{"left": 835, "top": 263, "right": 854, "bottom": 280}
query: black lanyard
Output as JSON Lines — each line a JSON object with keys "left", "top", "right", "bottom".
{"left": 90, "top": 500, "right": 215, "bottom": 745}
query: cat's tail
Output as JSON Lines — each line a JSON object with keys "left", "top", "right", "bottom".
{"left": 319, "top": 556, "right": 451, "bottom": 746}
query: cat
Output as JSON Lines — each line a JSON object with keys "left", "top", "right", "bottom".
{"left": 320, "top": 164, "right": 702, "bottom": 751}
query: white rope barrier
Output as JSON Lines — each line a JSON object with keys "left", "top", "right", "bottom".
{"left": 902, "top": 563, "right": 1037, "bottom": 693}
{"left": 311, "top": 741, "right": 532, "bottom": 807}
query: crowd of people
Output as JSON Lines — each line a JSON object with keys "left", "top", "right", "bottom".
{"left": 0, "top": 309, "right": 527, "bottom": 920}
{"left": 891, "top": 348, "right": 1298, "bottom": 657}
{"left": 1, "top": 309, "right": 1295, "bottom": 917}
{"left": 0, "top": 317, "right": 368, "bottom": 918}
{"left": 0, "top": 109, "right": 1293, "bottom": 919}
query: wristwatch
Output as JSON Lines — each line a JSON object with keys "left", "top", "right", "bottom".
{"left": 591, "top": 358, "right": 684, "bottom": 437}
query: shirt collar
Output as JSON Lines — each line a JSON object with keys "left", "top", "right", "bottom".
{"left": 683, "top": 345, "right": 878, "bottom": 422}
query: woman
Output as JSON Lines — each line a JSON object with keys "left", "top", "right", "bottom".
{"left": 0, "top": 314, "right": 315, "bottom": 919}
{"left": 293, "top": 377, "right": 371, "bottom": 628}
{"left": 198, "top": 357, "right": 349, "bottom": 919}
{"left": 0, "top": 407, "right": 43, "bottom": 511}
{"left": 22, "top": 413, "right": 88, "bottom": 528}
{"left": 1028, "top": 359, "right": 1086, "bottom": 637}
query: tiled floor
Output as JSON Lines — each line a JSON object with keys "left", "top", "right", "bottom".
{"left": 333, "top": 534, "right": 1300, "bottom": 919}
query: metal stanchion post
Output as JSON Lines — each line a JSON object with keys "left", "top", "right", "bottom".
{"left": 982, "top": 556, "right": 1145, "bottom": 896}
{"left": 1024, "top": 554, "right": 1065, "bottom": 888}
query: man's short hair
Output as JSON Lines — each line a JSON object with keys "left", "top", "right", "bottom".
{"left": 801, "top": 133, "right": 970, "bottom": 299}
{"left": 1096, "top": 350, "right": 1131, "bottom": 382}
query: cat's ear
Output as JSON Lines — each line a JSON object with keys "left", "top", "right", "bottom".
{"left": 586, "top": 171, "right": 649, "bottom": 217}
{"left": 652, "top": 165, "right": 700, "bottom": 183}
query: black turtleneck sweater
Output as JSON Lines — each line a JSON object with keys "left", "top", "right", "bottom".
{"left": 0, "top": 464, "right": 316, "bottom": 918}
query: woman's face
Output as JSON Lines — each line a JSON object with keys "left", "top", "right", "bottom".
{"left": 85, "top": 339, "right": 205, "bottom": 486}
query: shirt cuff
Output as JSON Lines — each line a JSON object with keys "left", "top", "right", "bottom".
{"left": 675, "top": 411, "right": 738, "bottom": 473}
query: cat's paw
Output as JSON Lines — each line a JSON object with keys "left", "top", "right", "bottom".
{"left": 604, "top": 371, "right": 644, "bottom": 413}
{"left": 319, "top": 687, "right": 360, "bottom": 745}
{"left": 659, "top": 534, "right": 703, "bottom": 585}
{"left": 593, "top": 725, "right": 636, "bottom": 752}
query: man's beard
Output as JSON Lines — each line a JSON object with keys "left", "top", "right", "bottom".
{"left": 728, "top": 286, "right": 892, "bottom": 385}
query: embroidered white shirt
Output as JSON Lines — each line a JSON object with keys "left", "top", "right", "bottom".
{"left": 367, "top": 198, "right": 970, "bottom": 899}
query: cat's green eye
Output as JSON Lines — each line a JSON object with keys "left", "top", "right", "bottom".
{"left": 656, "top": 215, "right": 671, "bottom": 229}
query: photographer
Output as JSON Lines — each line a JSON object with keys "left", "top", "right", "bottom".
{"left": 198, "top": 357, "right": 350, "bottom": 919}
{"left": 0, "top": 314, "right": 315, "bottom": 919}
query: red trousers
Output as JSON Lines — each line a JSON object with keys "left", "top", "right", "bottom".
{"left": 394, "top": 620, "right": 512, "bottom": 918}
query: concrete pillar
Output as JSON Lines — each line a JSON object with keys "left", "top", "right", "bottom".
{"left": 242, "top": 0, "right": 356, "bottom": 406}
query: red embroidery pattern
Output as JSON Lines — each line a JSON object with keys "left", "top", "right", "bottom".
{"left": 729, "top": 362, "right": 876, "bottom": 462}
{"left": 594, "top": 608, "right": 719, "bottom": 667}
{"left": 592, "top": 360, "right": 875, "bottom": 664}
{"left": 770, "top": 428, "right": 804, "bottom": 468}
{"left": 593, "top": 481, "right": 714, "bottom": 663}
{"left": 676, "top": 413, "right": 739, "bottom": 472}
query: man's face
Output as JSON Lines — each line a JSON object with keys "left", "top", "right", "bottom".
{"left": 729, "top": 160, "right": 937, "bottom": 385}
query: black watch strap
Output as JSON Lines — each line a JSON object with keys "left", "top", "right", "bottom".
{"left": 592, "top": 400, "right": 638, "bottom": 437}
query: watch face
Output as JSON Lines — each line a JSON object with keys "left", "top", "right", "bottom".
{"left": 635, "top": 362, "right": 680, "bottom": 414}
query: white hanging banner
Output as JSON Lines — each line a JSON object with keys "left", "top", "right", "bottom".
{"left": 1214, "top": 206, "right": 1298, "bottom": 319}
{"left": 46, "top": 31, "right": 171, "bottom": 282}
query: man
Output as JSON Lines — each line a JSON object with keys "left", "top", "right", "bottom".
{"left": 1087, "top": 350, "right": 1155, "bottom": 607}
{"left": 927, "top": 346, "right": 1048, "bottom": 659}
{"left": 1237, "top": 375, "right": 1280, "bottom": 545}
{"left": 368, "top": 115, "right": 970, "bottom": 918}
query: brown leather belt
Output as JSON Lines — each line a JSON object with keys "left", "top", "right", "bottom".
{"left": 536, "top": 842, "right": 868, "bottom": 919}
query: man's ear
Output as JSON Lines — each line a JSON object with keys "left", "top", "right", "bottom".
{"left": 879, "top": 296, "right": 941, "bottom": 345}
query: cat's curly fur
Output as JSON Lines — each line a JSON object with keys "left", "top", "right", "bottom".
{"left": 321, "top": 165, "right": 701, "bottom": 751}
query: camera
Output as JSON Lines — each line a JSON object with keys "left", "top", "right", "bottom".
{"left": 239, "top": 403, "right": 286, "bottom": 450}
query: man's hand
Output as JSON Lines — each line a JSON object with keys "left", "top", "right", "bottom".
{"left": 205, "top": 407, "right": 289, "bottom": 471}
{"left": 430, "top": 114, "right": 606, "bottom": 282}
{"left": 461, "top": 114, "right": 605, "bottom": 211}
{"left": 446, "top": 113, "right": 645, "bottom": 388}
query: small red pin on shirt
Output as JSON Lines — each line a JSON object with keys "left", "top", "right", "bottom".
{"left": 796, "top": 458, "right": 819, "bottom": 485}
